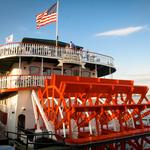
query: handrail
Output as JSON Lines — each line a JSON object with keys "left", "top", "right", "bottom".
{"left": 0, "top": 42, "right": 115, "bottom": 67}
{"left": 0, "top": 75, "right": 50, "bottom": 90}
{"left": 5, "top": 130, "right": 65, "bottom": 150}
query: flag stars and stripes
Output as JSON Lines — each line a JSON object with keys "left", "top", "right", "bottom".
{"left": 36, "top": 3, "right": 57, "bottom": 29}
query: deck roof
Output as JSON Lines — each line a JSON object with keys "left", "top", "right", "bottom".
{"left": 22, "top": 37, "right": 83, "bottom": 49}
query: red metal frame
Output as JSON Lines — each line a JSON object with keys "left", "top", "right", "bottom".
{"left": 36, "top": 74, "right": 150, "bottom": 149}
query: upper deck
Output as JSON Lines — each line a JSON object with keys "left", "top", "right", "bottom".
{"left": 0, "top": 38, "right": 116, "bottom": 76}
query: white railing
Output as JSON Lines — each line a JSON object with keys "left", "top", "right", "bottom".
{"left": 82, "top": 50, "right": 114, "bottom": 66}
{"left": 0, "top": 42, "right": 115, "bottom": 67}
{"left": 0, "top": 75, "right": 50, "bottom": 89}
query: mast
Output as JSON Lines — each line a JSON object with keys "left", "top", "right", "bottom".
{"left": 56, "top": 0, "right": 59, "bottom": 47}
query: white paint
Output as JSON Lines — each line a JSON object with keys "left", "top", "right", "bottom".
{"left": 6, "top": 94, "right": 18, "bottom": 139}
{"left": 17, "top": 90, "right": 35, "bottom": 129}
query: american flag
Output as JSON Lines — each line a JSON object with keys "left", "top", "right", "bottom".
{"left": 36, "top": 3, "right": 57, "bottom": 29}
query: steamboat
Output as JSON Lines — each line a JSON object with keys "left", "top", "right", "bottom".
{"left": 0, "top": 37, "right": 150, "bottom": 149}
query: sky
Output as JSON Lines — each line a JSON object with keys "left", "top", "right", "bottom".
{"left": 0, "top": 0, "right": 150, "bottom": 90}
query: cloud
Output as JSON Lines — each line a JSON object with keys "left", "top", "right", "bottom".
{"left": 124, "top": 73, "right": 150, "bottom": 79}
{"left": 95, "top": 25, "right": 147, "bottom": 37}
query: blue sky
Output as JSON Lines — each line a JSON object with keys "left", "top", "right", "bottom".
{"left": 0, "top": 0, "right": 150, "bottom": 89}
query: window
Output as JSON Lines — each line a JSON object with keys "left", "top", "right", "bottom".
{"left": 64, "top": 69, "right": 72, "bottom": 76}
{"left": 73, "top": 69, "right": 79, "bottom": 76}
{"left": 18, "top": 114, "right": 25, "bottom": 130}
{"left": 29, "top": 66, "right": 40, "bottom": 75}
{"left": 52, "top": 68, "right": 61, "bottom": 75}
{"left": 43, "top": 68, "right": 51, "bottom": 75}
{"left": 82, "top": 71, "right": 90, "bottom": 77}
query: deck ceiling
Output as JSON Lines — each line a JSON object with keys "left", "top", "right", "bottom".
{"left": 0, "top": 57, "right": 59, "bottom": 74}
{"left": 0, "top": 57, "right": 116, "bottom": 77}
{"left": 85, "top": 63, "right": 116, "bottom": 77}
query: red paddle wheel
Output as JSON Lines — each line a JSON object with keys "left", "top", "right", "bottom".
{"left": 33, "top": 74, "right": 150, "bottom": 149}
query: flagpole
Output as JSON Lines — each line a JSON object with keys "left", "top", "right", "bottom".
{"left": 56, "top": 0, "right": 59, "bottom": 47}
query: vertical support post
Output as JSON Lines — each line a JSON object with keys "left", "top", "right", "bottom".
{"left": 119, "top": 110, "right": 123, "bottom": 131}
{"left": 19, "top": 57, "right": 21, "bottom": 73}
{"left": 95, "top": 64, "right": 97, "bottom": 77}
{"left": 68, "top": 113, "right": 72, "bottom": 139}
{"left": 26, "top": 136, "right": 28, "bottom": 150}
{"left": 138, "top": 109, "right": 144, "bottom": 129}
{"left": 34, "top": 134, "right": 36, "bottom": 149}
{"left": 141, "top": 137, "right": 144, "bottom": 150}
{"left": 120, "top": 140, "right": 126, "bottom": 150}
{"left": 41, "top": 58, "right": 43, "bottom": 75}
{"left": 79, "top": 65, "right": 82, "bottom": 76}
{"left": 61, "top": 63, "right": 64, "bottom": 75}
{"left": 95, "top": 117, "right": 100, "bottom": 135}
{"left": 109, "top": 66, "right": 112, "bottom": 79}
